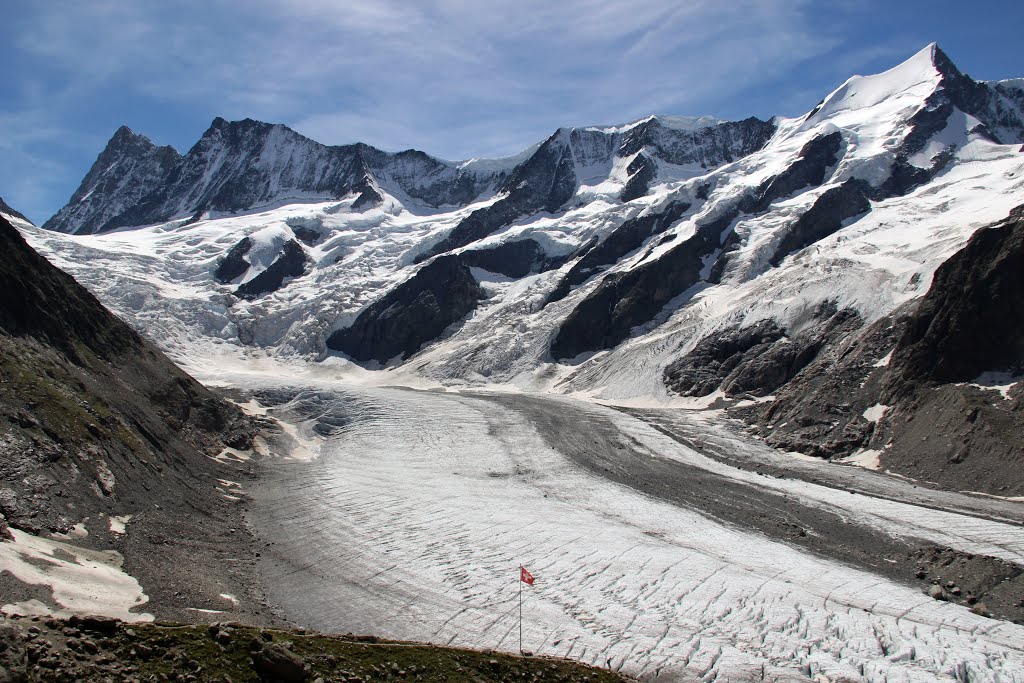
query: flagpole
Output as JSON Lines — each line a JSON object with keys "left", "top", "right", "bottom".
{"left": 519, "top": 565, "right": 523, "bottom": 654}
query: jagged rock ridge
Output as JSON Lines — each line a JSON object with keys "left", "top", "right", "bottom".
{"left": 44, "top": 115, "right": 773, "bottom": 236}
{"left": 0, "top": 197, "right": 32, "bottom": 225}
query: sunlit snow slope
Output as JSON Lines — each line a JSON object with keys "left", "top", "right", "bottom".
{"left": 24, "top": 46, "right": 1024, "bottom": 401}
{"left": 22, "top": 44, "right": 1024, "bottom": 413}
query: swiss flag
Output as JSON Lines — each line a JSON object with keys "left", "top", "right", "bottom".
{"left": 520, "top": 565, "right": 534, "bottom": 586}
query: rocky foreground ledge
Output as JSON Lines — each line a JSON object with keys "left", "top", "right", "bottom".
{"left": 0, "top": 614, "right": 631, "bottom": 683}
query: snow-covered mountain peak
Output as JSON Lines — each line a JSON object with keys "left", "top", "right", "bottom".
{"left": 110, "top": 124, "right": 147, "bottom": 143}
{"left": 455, "top": 142, "right": 542, "bottom": 175}
{"left": 584, "top": 114, "right": 725, "bottom": 136}
{"left": 27, "top": 44, "right": 1024, "bottom": 415}
{"left": 803, "top": 44, "right": 943, "bottom": 130}
{"left": 653, "top": 114, "right": 726, "bottom": 132}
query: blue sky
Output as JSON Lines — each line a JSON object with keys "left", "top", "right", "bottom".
{"left": 2, "top": 0, "right": 1022, "bottom": 224}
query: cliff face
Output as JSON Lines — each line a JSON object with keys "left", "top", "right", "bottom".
{"left": 885, "top": 205, "right": 1024, "bottom": 389}
{"left": 735, "top": 206, "right": 1024, "bottom": 495}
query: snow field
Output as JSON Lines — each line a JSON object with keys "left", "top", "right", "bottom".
{"left": 0, "top": 529, "right": 152, "bottom": 622}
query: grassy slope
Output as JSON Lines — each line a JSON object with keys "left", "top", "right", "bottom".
{"left": 5, "top": 616, "right": 632, "bottom": 682}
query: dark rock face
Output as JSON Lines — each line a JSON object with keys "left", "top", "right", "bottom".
{"left": 327, "top": 255, "right": 483, "bottom": 363}
{"left": 418, "top": 199, "right": 528, "bottom": 265}
{"left": 43, "top": 126, "right": 182, "bottom": 234}
{"left": 858, "top": 205, "right": 1024, "bottom": 494}
{"left": 234, "top": 240, "right": 308, "bottom": 300}
{"left": 214, "top": 237, "right": 252, "bottom": 284}
{"left": 349, "top": 175, "right": 384, "bottom": 211}
{"left": 769, "top": 179, "right": 872, "bottom": 266}
{"left": 44, "top": 119, "right": 509, "bottom": 235}
{"left": 0, "top": 217, "right": 140, "bottom": 364}
{"left": 290, "top": 226, "right": 322, "bottom": 245}
{"left": 930, "top": 46, "right": 1024, "bottom": 145}
{"left": 734, "top": 310, "right": 895, "bottom": 459}
{"left": 458, "top": 239, "right": 561, "bottom": 278}
{"left": 734, "top": 206, "right": 1024, "bottom": 495}
{"left": 665, "top": 320, "right": 786, "bottom": 397}
{"left": 546, "top": 200, "right": 692, "bottom": 305}
{"left": 665, "top": 305, "right": 862, "bottom": 399}
{"left": 0, "top": 197, "right": 31, "bottom": 225}
{"left": 551, "top": 209, "right": 737, "bottom": 359}
{"left": 886, "top": 205, "right": 1024, "bottom": 388}
{"left": 619, "top": 153, "right": 658, "bottom": 202}
{"left": 744, "top": 132, "right": 843, "bottom": 214}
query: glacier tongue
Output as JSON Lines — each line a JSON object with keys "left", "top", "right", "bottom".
{"left": 246, "top": 382, "right": 1024, "bottom": 682}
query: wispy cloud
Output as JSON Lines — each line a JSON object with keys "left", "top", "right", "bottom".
{"left": 0, "top": 0, "right": 953, "bottom": 221}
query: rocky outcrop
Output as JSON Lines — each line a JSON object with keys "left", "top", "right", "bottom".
{"left": 732, "top": 310, "right": 899, "bottom": 459}
{"left": 866, "top": 206, "right": 1024, "bottom": 493}
{"left": 619, "top": 152, "right": 658, "bottom": 202}
{"left": 769, "top": 179, "right": 872, "bottom": 266}
{"left": 665, "top": 305, "right": 863, "bottom": 399}
{"left": 546, "top": 200, "right": 692, "bottom": 305}
{"left": 665, "top": 320, "right": 786, "bottom": 397}
{"left": 458, "top": 239, "right": 563, "bottom": 278}
{"left": 235, "top": 240, "right": 308, "bottom": 300}
{"left": 214, "top": 237, "right": 253, "bottom": 283}
{"left": 744, "top": 131, "right": 843, "bottom": 214}
{"left": 734, "top": 206, "right": 1024, "bottom": 494}
{"left": 326, "top": 255, "right": 483, "bottom": 363}
{"left": 0, "top": 218, "right": 141, "bottom": 364}
{"left": 886, "top": 205, "right": 1024, "bottom": 389}
{"left": 551, "top": 208, "right": 737, "bottom": 359}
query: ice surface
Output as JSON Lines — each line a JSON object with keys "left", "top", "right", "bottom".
{"left": 249, "top": 384, "right": 1024, "bottom": 682}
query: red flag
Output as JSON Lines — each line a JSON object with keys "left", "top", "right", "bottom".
{"left": 520, "top": 565, "right": 534, "bottom": 586}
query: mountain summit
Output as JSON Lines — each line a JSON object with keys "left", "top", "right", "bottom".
{"left": 44, "top": 113, "right": 775, "bottom": 235}
{"left": 24, "top": 44, "right": 1024, "bottom": 493}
